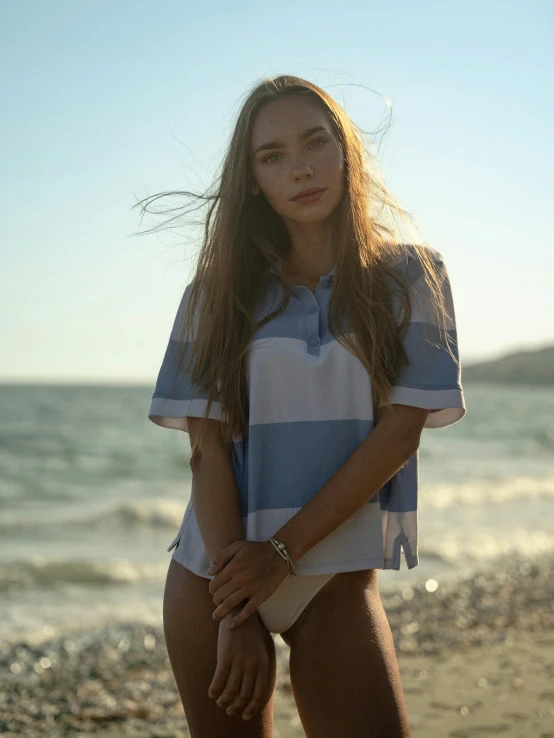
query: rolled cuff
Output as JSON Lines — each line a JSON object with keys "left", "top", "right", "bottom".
{"left": 148, "top": 397, "right": 223, "bottom": 433}
{"left": 382, "top": 385, "right": 466, "bottom": 429}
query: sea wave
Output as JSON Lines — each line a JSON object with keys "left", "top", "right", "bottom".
{"left": 419, "top": 529, "right": 554, "bottom": 566}
{"left": 420, "top": 475, "right": 554, "bottom": 509}
{"left": 0, "top": 557, "right": 168, "bottom": 592}
{"left": 0, "top": 497, "right": 187, "bottom": 535}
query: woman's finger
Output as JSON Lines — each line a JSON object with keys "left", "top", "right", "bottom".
{"left": 212, "top": 579, "right": 243, "bottom": 607}
{"left": 227, "top": 597, "right": 260, "bottom": 630}
{"left": 241, "top": 666, "right": 268, "bottom": 721}
{"left": 208, "top": 657, "right": 231, "bottom": 701}
{"left": 215, "top": 662, "right": 243, "bottom": 709}
{"left": 208, "top": 541, "right": 244, "bottom": 579}
{"left": 208, "top": 567, "right": 234, "bottom": 596}
{"left": 225, "top": 664, "right": 255, "bottom": 716}
{"left": 212, "top": 589, "right": 250, "bottom": 621}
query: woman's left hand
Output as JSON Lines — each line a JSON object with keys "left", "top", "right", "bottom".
{"left": 208, "top": 540, "right": 290, "bottom": 630}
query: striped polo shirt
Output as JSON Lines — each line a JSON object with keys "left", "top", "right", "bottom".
{"left": 148, "top": 244, "right": 466, "bottom": 578}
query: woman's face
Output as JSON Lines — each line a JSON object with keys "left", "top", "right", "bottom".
{"left": 249, "top": 96, "right": 345, "bottom": 224}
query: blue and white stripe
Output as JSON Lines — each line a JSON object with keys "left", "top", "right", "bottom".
{"left": 149, "top": 244, "right": 466, "bottom": 578}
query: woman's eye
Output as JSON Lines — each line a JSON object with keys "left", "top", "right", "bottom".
{"left": 262, "top": 138, "right": 327, "bottom": 164}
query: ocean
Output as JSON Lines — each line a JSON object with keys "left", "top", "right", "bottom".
{"left": 1, "top": 382, "right": 553, "bottom": 645}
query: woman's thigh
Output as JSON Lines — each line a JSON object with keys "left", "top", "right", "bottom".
{"left": 282, "top": 569, "right": 412, "bottom": 738}
{"left": 163, "top": 558, "right": 277, "bottom": 738}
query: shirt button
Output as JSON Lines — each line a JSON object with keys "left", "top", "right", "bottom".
{"left": 323, "top": 280, "right": 331, "bottom": 288}
{"left": 310, "top": 305, "right": 319, "bottom": 313}
{"left": 308, "top": 338, "right": 319, "bottom": 346}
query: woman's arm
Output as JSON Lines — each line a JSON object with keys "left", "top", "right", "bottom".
{"left": 272, "top": 404, "right": 430, "bottom": 565}
{"left": 187, "top": 417, "right": 245, "bottom": 565}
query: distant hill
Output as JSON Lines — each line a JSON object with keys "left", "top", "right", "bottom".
{"left": 463, "top": 344, "right": 554, "bottom": 385}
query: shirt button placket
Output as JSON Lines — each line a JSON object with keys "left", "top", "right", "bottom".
{"left": 307, "top": 302, "right": 320, "bottom": 355}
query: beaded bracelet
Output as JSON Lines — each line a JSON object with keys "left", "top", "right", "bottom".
{"left": 268, "top": 536, "right": 296, "bottom": 577}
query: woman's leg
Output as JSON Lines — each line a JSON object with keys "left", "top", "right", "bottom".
{"left": 163, "top": 558, "right": 277, "bottom": 738}
{"left": 281, "top": 569, "right": 412, "bottom": 738}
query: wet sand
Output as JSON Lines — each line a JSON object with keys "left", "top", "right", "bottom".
{"left": 2, "top": 553, "right": 553, "bottom": 737}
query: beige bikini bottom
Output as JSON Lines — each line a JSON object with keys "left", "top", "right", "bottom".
{"left": 170, "top": 550, "right": 335, "bottom": 636}
{"left": 256, "top": 572, "right": 336, "bottom": 635}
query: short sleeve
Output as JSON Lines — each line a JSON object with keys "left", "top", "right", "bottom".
{"left": 148, "top": 282, "right": 223, "bottom": 433}
{"left": 381, "top": 247, "right": 466, "bottom": 429}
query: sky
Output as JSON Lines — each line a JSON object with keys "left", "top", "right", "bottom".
{"left": 1, "top": 0, "right": 552, "bottom": 384}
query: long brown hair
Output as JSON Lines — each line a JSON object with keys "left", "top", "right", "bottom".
{"left": 134, "top": 75, "right": 459, "bottom": 461}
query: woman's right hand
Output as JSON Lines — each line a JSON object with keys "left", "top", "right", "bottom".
{"left": 208, "top": 604, "right": 272, "bottom": 722}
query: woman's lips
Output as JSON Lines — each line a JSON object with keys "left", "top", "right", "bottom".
{"left": 292, "top": 189, "right": 326, "bottom": 204}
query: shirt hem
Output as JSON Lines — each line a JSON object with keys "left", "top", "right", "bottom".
{"left": 170, "top": 549, "right": 419, "bottom": 578}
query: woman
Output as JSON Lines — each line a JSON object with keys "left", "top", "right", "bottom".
{"left": 143, "top": 75, "right": 466, "bottom": 737}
